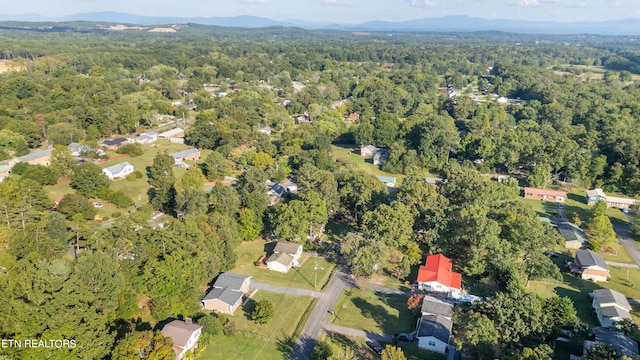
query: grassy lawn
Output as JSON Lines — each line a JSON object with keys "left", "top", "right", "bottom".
{"left": 318, "top": 333, "right": 446, "bottom": 360}
{"left": 232, "top": 239, "right": 335, "bottom": 291}
{"left": 197, "top": 291, "right": 316, "bottom": 360}
{"left": 331, "top": 289, "right": 418, "bottom": 335}
{"left": 522, "top": 189, "right": 629, "bottom": 224}
{"left": 599, "top": 242, "right": 636, "bottom": 265}
{"left": 379, "top": 341, "right": 447, "bottom": 360}
{"left": 528, "top": 253, "right": 640, "bottom": 327}
{"left": 331, "top": 144, "right": 408, "bottom": 186}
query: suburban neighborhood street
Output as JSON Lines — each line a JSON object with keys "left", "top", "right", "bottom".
{"left": 613, "top": 223, "right": 640, "bottom": 267}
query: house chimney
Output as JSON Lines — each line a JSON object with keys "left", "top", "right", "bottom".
{"left": 185, "top": 317, "right": 192, "bottom": 325}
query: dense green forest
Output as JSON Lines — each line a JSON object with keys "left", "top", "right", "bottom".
{"left": 0, "top": 24, "right": 639, "bottom": 359}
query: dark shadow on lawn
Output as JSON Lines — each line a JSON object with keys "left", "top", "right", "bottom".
{"left": 568, "top": 192, "right": 586, "bottom": 204}
{"left": 294, "top": 267, "right": 315, "bottom": 289}
{"left": 352, "top": 294, "right": 415, "bottom": 335}
{"left": 243, "top": 298, "right": 257, "bottom": 321}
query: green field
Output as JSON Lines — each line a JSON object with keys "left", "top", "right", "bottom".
{"left": 197, "top": 291, "right": 316, "bottom": 360}
{"left": 232, "top": 239, "right": 335, "bottom": 291}
{"left": 331, "top": 289, "right": 418, "bottom": 335}
{"left": 318, "top": 333, "right": 445, "bottom": 360}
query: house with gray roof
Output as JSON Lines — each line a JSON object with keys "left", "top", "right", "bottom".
{"left": 161, "top": 319, "right": 202, "bottom": 360}
{"left": 416, "top": 294, "right": 454, "bottom": 354}
{"left": 376, "top": 175, "right": 397, "bottom": 188}
{"left": 584, "top": 327, "right": 639, "bottom": 359}
{"left": 553, "top": 218, "right": 588, "bottom": 249}
{"left": 102, "top": 161, "right": 134, "bottom": 180}
{"left": 171, "top": 148, "right": 200, "bottom": 163}
{"left": 135, "top": 131, "right": 158, "bottom": 144}
{"left": 202, "top": 272, "right": 251, "bottom": 315}
{"left": 570, "top": 249, "right": 610, "bottom": 282}
{"left": 266, "top": 242, "right": 303, "bottom": 273}
{"left": 9, "top": 148, "right": 53, "bottom": 167}
{"left": 592, "top": 289, "right": 633, "bottom": 328}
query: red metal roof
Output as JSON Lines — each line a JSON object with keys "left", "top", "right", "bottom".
{"left": 417, "top": 254, "right": 461, "bottom": 290}
{"left": 524, "top": 187, "right": 567, "bottom": 198}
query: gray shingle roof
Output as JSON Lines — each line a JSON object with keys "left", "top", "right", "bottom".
{"left": 600, "top": 305, "right": 632, "bottom": 319}
{"left": 267, "top": 252, "right": 294, "bottom": 267}
{"left": 161, "top": 320, "right": 202, "bottom": 349}
{"left": 554, "top": 219, "right": 587, "bottom": 245}
{"left": 103, "top": 162, "right": 133, "bottom": 175}
{"left": 102, "top": 137, "right": 129, "bottom": 146}
{"left": 171, "top": 148, "right": 200, "bottom": 159}
{"left": 421, "top": 295, "right": 454, "bottom": 318}
{"left": 593, "top": 327, "right": 639, "bottom": 358}
{"left": 594, "top": 289, "right": 632, "bottom": 310}
{"left": 202, "top": 272, "right": 250, "bottom": 306}
{"left": 416, "top": 314, "right": 452, "bottom": 343}
{"left": 16, "top": 149, "right": 52, "bottom": 163}
{"left": 274, "top": 242, "right": 301, "bottom": 255}
{"left": 576, "top": 249, "right": 608, "bottom": 270}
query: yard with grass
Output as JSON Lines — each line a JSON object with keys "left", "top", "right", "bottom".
{"left": 197, "top": 291, "right": 316, "bottom": 360}
{"left": 522, "top": 188, "right": 629, "bottom": 224}
{"left": 331, "top": 144, "right": 409, "bottom": 186}
{"left": 528, "top": 253, "right": 640, "bottom": 327}
{"left": 331, "top": 289, "right": 418, "bottom": 335}
{"left": 318, "top": 333, "right": 445, "bottom": 360}
{"left": 232, "top": 239, "right": 335, "bottom": 291}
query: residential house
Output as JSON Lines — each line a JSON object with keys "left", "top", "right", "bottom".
{"left": 553, "top": 218, "right": 588, "bottom": 249}
{"left": 171, "top": 148, "right": 200, "bottom": 163}
{"left": 281, "top": 178, "right": 298, "bottom": 193}
{"left": 416, "top": 295, "right": 454, "bottom": 354}
{"left": 417, "top": 254, "right": 462, "bottom": 296}
{"left": 135, "top": 131, "right": 158, "bottom": 144}
{"left": 570, "top": 249, "right": 610, "bottom": 282}
{"left": 161, "top": 319, "right": 203, "bottom": 360}
{"left": 360, "top": 145, "right": 378, "bottom": 157}
{"left": 416, "top": 296, "right": 453, "bottom": 354}
{"left": 9, "top": 148, "right": 53, "bottom": 167}
{"left": 184, "top": 102, "right": 197, "bottom": 111}
{"left": 266, "top": 242, "right": 303, "bottom": 273}
{"left": 158, "top": 128, "right": 185, "bottom": 139}
{"left": 584, "top": 327, "right": 639, "bottom": 359}
{"left": 523, "top": 187, "right": 567, "bottom": 202}
{"left": 259, "top": 125, "right": 272, "bottom": 135}
{"left": 592, "top": 289, "right": 633, "bottom": 328}
{"left": 346, "top": 113, "right": 360, "bottom": 123}
{"left": 373, "top": 149, "right": 390, "bottom": 165}
{"left": 102, "top": 137, "right": 132, "bottom": 151}
{"left": 103, "top": 162, "right": 134, "bottom": 180}
{"left": 376, "top": 175, "right": 397, "bottom": 188}
{"left": 68, "top": 142, "right": 83, "bottom": 157}
{"left": 586, "top": 188, "right": 638, "bottom": 210}
{"left": 202, "top": 272, "right": 251, "bottom": 315}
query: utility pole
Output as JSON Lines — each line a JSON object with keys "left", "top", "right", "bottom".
{"left": 314, "top": 261, "right": 318, "bottom": 289}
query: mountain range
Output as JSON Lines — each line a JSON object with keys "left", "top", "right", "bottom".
{"left": 0, "top": 12, "right": 639, "bottom": 35}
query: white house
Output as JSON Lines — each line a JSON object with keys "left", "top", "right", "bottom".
{"left": 158, "top": 128, "right": 185, "bottom": 139}
{"left": 592, "top": 289, "right": 633, "bottom": 328}
{"left": 416, "top": 295, "right": 454, "bottom": 354}
{"left": 266, "top": 242, "right": 303, "bottom": 273}
{"left": 417, "top": 254, "right": 462, "bottom": 296}
{"left": 136, "top": 131, "right": 158, "bottom": 144}
{"left": 103, "top": 162, "right": 134, "bottom": 180}
{"left": 161, "top": 319, "right": 202, "bottom": 360}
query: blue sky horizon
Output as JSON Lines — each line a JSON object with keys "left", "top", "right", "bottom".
{"left": 2, "top": 0, "right": 637, "bottom": 24}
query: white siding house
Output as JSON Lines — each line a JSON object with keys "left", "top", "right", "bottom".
{"left": 103, "top": 162, "right": 134, "bottom": 180}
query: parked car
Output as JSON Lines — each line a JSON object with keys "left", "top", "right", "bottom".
{"left": 366, "top": 340, "right": 383, "bottom": 355}
{"left": 544, "top": 251, "right": 558, "bottom": 258}
{"left": 395, "top": 333, "right": 414, "bottom": 342}
{"left": 93, "top": 202, "right": 104, "bottom": 209}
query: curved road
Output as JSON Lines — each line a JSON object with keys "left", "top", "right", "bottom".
{"left": 613, "top": 222, "right": 640, "bottom": 267}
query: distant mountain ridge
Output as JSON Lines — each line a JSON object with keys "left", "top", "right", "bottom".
{"left": 0, "top": 12, "right": 639, "bottom": 35}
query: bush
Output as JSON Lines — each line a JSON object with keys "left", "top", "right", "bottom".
{"left": 126, "top": 170, "right": 143, "bottom": 181}
{"left": 10, "top": 162, "right": 58, "bottom": 185}
{"left": 251, "top": 300, "right": 274, "bottom": 324}
{"left": 116, "top": 143, "right": 144, "bottom": 157}
{"left": 99, "top": 188, "right": 134, "bottom": 208}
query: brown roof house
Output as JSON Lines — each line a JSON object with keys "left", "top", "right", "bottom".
{"left": 202, "top": 272, "right": 251, "bottom": 315}
{"left": 161, "top": 319, "right": 202, "bottom": 360}
{"left": 266, "top": 242, "right": 303, "bottom": 273}
{"left": 570, "top": 249, "right": 610, "bottom": 282}
{"left": 592, "top": 289, "right": 633, "bottom": 328}
{"left": 416, "top": 295, "right": 454, "bottom": 354}
{"left": 523, "top": 187, "right": 567, "bottom": 202}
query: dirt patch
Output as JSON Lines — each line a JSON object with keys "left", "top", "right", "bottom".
{"left": 0, "top": 60, "right": 24, "bottom": 73}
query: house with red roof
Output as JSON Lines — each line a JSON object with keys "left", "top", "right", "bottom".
{"left": 417, "top": 254, "right": 462, "bottom": 296}
{"left": 523, "top": 187, "right": 566, "bottom": 202}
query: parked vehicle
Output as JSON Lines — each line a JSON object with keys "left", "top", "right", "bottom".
{"left": 93, "top": 202, "right": 104, "bottom": 208}
{"left": 366, "top": 340, "right": 383, "bottom": 355}
{"left": 395, "top": 333, "right": 414, "bottom": 342}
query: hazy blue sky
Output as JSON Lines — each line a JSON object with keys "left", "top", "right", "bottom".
{"left": 3, "top": 0, "right": 637, "bottom": 23}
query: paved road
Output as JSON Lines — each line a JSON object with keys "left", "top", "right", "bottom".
{"left": 289, "top": 270, "right": 355, "bottom": 360}
{"left": 613, "top": 223, "right": 640, "bottom": 267}
{"left": 249, "top": 281, "right": 322, "bottom": 298}
{"left": 324, "top": 323, "right": 391, "bottom": 342}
